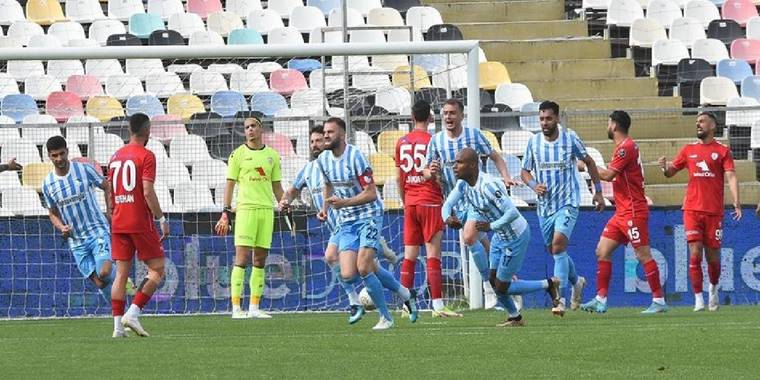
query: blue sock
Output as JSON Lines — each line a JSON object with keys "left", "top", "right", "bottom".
{"left": 468, "top": 241, "right": 489, "bottom": 279}
{"left": 553, "top": 252, "right": 570, "bottom": 294}
{"left": 331, "top": 264, "right": 355, "bottom": 296}
{"left": 375, "top": 266, "right": 401, "bottom": 293}
{"left": 96, "top": 264, "right": 115, "bottom": 303}
{"left": 495, "top": 291, "right": 519, "bottom": 317}
{"left": 508, "top": 280, "right": 547, "bottom": 295}
{"left": 345, "top": 274, "right": 362, "bottom": 286}
{"left": 98, "top": 282, "right": 112, "bottom": 303}
{"left": 567, "top": 255, "right": 578, "bottom": 286}
{"left": 362, "top": 273, "right": 393, "bottom": 321}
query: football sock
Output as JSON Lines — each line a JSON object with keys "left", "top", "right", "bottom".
{"left": 362, "top": 273, "right": 393, "bottom": 321}
{"left": 495, "top": 291, "right": 519, "bottom": 318}
{"left": 376, "top": 266, "right": 410, "bottom": 300}
{"left": 707, "top": 260, "right": 721, "bottom": 285}
{"left": 432, "top": 299, "right": 445, "bottom": 311}
{"left": 507, "top": 280, "right": 548, "bottom": 295}
{"left": 689, "top": 255, "right": 703, "bottom": 294}
{"left": 98, "top": 282, "right": 112, "bottom": 303}
{"left": 230, "top": 265, "right": 245, "bottom": 308}
{"left": 553, "top": 251, "right": 570, "bottom": 292}
{"left": 597, "top": 260, "right": 612, "bottom": 298}
{"left": 468, "top": 241, "right": 489, "bottom": 279}
{"left": 249, "top": 266, "right": 265, "bottom": 310}
{"left": 400, "top": 258, "right": 416, "bottom": 289}
{"left": 330, "top": 263, "right": 357, "bottom": 303}
{"left": 643, "top": 259, "right": 664, "bottom": 299}
{"left": 427, "top": 257, "right": 443, "bottom": 302}
{"left": 132, "top": 291, "right": 151, "bottom": 309}
{"left": 567, "top": 255, "right": 578, "bottom": 286}
{"left": 112, "top": 299, "right": 125, "bottom": 331}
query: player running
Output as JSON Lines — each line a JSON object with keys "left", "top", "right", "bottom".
{"left": 443, "top": 148, "right": 560, "bottom": 326}
{"left": 216, "top": 117, "right": 284, "bottom": 319}
{"left": 318, "top": 117, "right": 416, "bottom": 330}
{"left": 423, "top": 99, "right": 515, "bottom": 309}
{"left": 396, "top": 101, "right": 461, "bottom": 318}
{"left": 580, "top": 111, "right": 668, "bottom": 314}
{"left": 42, "top": 136, "right": 115, "bottom": 304}
{"left": 108, "top": 113, "right": 170, "bottom": 338}
{"left": 658, "top": 111, "right": 741, "bottom": 312}
{"left": 520, "top": 101, "right": 601, "bottom": 316}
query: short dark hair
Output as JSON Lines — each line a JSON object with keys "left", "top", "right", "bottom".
{"left": 609, "top": 110, "right": 631, "bottom": 133}
{"left": 325, "top": 117, "right": 346, "bottom": 131}
{"left": 129, "top": 113, "right": 150, "bottom": 134}
{"left": 539, "top": 101, "right": 560, "bottom": 116}
{"left": 412, "top": 100, "right": 431, "bottom": 122}
{"left": 309, "top": 125, "right": 324, "bottom": 136}
{"left": 444, "top": 98, "right": 464, "bottom": 112}
{"left": 46, "top": 135, "right": 67, "bottom": 153}
{"left": 698, "top": 111, "right": 718, "bottom": 125}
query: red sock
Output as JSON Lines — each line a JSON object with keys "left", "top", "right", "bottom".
{"left": 707, "top": 260, "right": 721, "bottom": 285}
{"left": 400, "top": 259, "right": 416, "bottom": 290}
{"left": 643, "top": 259, "right": 664, "bottom": 298}
{"left": 689, "top": 255, "right": 703, "bottom": 294}
{"left": 596, "top": 260, "right": 612, "bottom": 297}
{"left": 427, "top": 257, "right": 442, "bottom": 300}
{"left": 132, "top": 291, "right": 151, "bottom": 309}
{"left": 112, "top": 299, "right": 125, "bottom": 316}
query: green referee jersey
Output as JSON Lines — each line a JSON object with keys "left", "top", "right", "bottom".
{"left": 227, "top": 144, "right": 281, "bottom": 210}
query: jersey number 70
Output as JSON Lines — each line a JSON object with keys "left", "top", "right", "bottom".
{"left": 110, "top": 160, "right": 137, "bottom": 192}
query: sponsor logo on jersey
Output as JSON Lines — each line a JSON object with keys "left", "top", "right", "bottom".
{"left": 694, "top": 160, "right": 716, "bottom": 177}
{"left": 255, "top": 167, "right": 266, "bottom": 176}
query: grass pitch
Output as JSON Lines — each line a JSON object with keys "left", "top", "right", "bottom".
{"left": 1, "top": 306, "right": 759, "bottom": 379}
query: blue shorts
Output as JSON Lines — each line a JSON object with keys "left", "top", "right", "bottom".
{"left": 336, "top": 216, "right": 383, "bottom": 254}
{"left": 70, "top": 231, "right": 111, "bottom": 278}
{"left": 538, "top": 206, "right": 579, "bottom": 247}
{"left": 489, "top": 229, "right": 530, "bottom": 282}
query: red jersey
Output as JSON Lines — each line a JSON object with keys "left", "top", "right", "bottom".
{"left": 672, "top": 140, "right": 735, "bottom": 216}
{"left": 108, "top": 143, "right": 157, "bottom": 233}
{"left": 394, "top": 130, "right": 443, "bottom": 206}
{"left": 608, "top": 138, "right": 648, "bottom": 216}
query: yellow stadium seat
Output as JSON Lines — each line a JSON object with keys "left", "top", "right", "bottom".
{"left": 86, "top": 96, "right": 124, "bottom": 122}
{"left": 26, "top": 0, "right": 67, "bottom": 25}
{"left": 392, "top": 65, "right": 432, "bottom": 91}
{"left": 479, "top": 62, "right": 510, "bottom": 91}
{"left": 167, "top": 93, "right": 205, "bottom": 120}
{"left": 22, "top": 162, "right": 53, "bottom": 192}
{"left": 377, "top": 130, "right": 406, "bottom": 155}
{"left": 383, "top": 198, "right": 402, "bottom": 210}
{"left": 369, "top": 153, "right": 397, "bottom": 186}
{"left": 481, "top": 130, "right": 502, "bottom": 153}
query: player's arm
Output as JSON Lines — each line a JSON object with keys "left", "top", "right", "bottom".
{"left": 0, "top": 158, "right": 22, "bottom": 172}
{"left": 270, "top": 152, "right": 285, "bottom": 204}
{"left": 572, "top": 133, "right": 604, "bottom": 210}
{"left": 272, "top": 181, "right": 285, "bottom": 204}
{"left": 487, "top": 151, "right": 516, "bottom": 187}
{"left": 478, "top": 183, "right": 520, "bottom": 232}
{"left": 396, "top": 167, "right": 405, "bottom": 205}
{"left": 726, "top": 170, "right": 741, "bottom": 220}
{"left": 143, "top": 179, "right": 169, "bottom": 241}
{"left": 441, "top": 180, "right": 465, "bottom": 229}
{"left": 98, "top": 173, "right": 113, "bottom": 220}
{"left": 659, "top": 148, "right": 686, "bottom": 178}
{"left": 422, "top": 140, "right": 439, "bottom": 181}
{"left": 47, "top": 205, "right": 71, "bottom": 239}
{"left": 597, "top": 166, "right": 617, "bottom": 182}
{"left": 331, "top": 181, "right": 378, "bottom": 208}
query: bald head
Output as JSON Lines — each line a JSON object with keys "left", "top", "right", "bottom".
{"left": 457, "top": 147, "right": 478, "bottom": 164}
{"left": 453, "top": 147, "right": 480, "bottom": 183}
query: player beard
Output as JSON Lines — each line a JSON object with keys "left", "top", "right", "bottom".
{"left": 697, "top": 129, "right": 706, "bottom": 140}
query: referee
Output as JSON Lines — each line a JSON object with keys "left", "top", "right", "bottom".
{"left": 216, "top": 117, "right": 284, "bottom": 319}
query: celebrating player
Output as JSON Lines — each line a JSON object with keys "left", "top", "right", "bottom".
{"left": 443, "top": 148, "right": 560, "bottom": 326}
{"left": 216, "top": 117, "right": 284, "bottom": 319}
{"left": 42, "top": 136, "right": 115, "bottom": 304}
{"left": 580, "top": 111, "right": 668, "bottom": 314}
{"left": 423, "top": 99, "right": 515, "bottom": 309}
{"left": 658, "top": 112, "right": 741, "bottom": 312}
{"left": 108, "top": 113, "right": 170, "bottom": 338}
{"left": 520, "top": 101, "right": 601, "bottom": 316}
{"left": 396, "top": 101, "right": 461, "bottom": 318}
{"left": 318, "top": 117, "right": 416, "bottom": 330}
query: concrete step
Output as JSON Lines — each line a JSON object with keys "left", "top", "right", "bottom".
{"left": 642, "top": 161, "right": 756, "bottom": 185}
{"left": 482, "top": 38, "right": 610, "bottom": 62}
{"left": 429, "top": 0, "right": 563, "bottom": 23}
{"left": 559, "top": 97, "right": 683, "bottom": 111}
{"left": 505, "top": 59, "right": 634, "bottom": 82}
{"left": 521, "top": 77, "right": 658, "bottom": 101}
{"left": 457, "top": 20, "right": 587, "bottom": 40}
{"left": 586, "top": 138, "right": 726, "bottom": 164}
{"left": 569, "top": 114, "right": 694, "bottom": 140}
{"left": 646, "top": 182, "right": 759, "bottom": 206}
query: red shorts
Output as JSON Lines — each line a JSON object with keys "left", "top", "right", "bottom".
{"left": 683, "top": 210, "right": 723, "bottom": 249}
{"left": 403, "top": 204, "right": 444, "bottom": 246}
{"left": 112, "top": 230, "right": 165, "bottom": 262}
{"left": 601, "top": 213, "right": 650, "bottom": 248}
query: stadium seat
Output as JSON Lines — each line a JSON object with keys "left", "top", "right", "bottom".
{"left": 156, "top": 158, "right": 191, "bottom": 189}
{"left": 125, "top": 59, "right": 165, "bottom": 82}
{"left": 478, "top": 62, "right": 511, "bottom": 90}
{"left": 173, "top": 184, "right": 218, "bottom": 212}
{"left": 2, "top": 94, "right": 39, "bottom": 123}
{"left": 280, "top": 156, "right": 308, "bottom": 185}
{"left": 189, "top": 30, "right": 225, "bottom": 46}
{"left": 25, "top": 75, "right": 62, "bottom": 101}
{"left": 677, "top": 58, "right": 714, "bottom": 83}
{"left": 327, "top": 7, "right": 364, "bottom": 27}
{"left": 375, "top": 87, "right": 411, "bottom": 114}
{"left": 0, "top": 35, "right": 22, "bottom": 49}
{"left": 147, "top": 0, "right": 184, "bottom": 20}
{"left": 0, "top": 170, "right": 21, "bottom": 191}
{"left": 27, "top": 34, "right": 63, "bottom": 49}
{"left": 740, "top": 75, "right": 760, "bottom": 99}
{"left": 168, "top": 134, "right": 210, "bottom": 164}
{"left": 486, "top": 153, "right": 521, "bottom": 180}
{"left": 4, "top": 139, "right": 43, "bottom": 167}
{"left": 383, "top": 0, "right": 421, "bottom": 13}
{"left": 247, "top": 9, "right": 285, "bottom": 35}
{"left": 207, "top": 11, "right": 244, "bottom": 37}
{"left": 105, "top": 75, "right": 145, "bottom": 100}
{"left": 287, "top": 59, "right": 322, "bottom": 73}
{"left": 647, "top": 0, "right": 683, "bottom": 29}
{"left": 0, "top": 74, "right": 20, "bottom": 100}
{"left": 700, "top": 76, "right": 739, "bottom": 104}
{"left": 7, "top": 60, "right": 45, "bottom": 83}
{"left": 187, "top": 0, "right": 223, "bottom": 19}
{"left": 747, "top": 16, "right": 760, "bottom": 39}
{"left": 376, "top": 130, "right": 405, "bottom": 155}
{"left": 145, "top": 138, "right": 169, "bottom": 161}
{"left": 685, "top": 0, "right": 721, "bottom": 28}
{"left": 106, "top": 33, "right": 143, "bottom": 46}
{"left": 21, "top": 114, "right": 61, "bottom": 145}
{"left": 125, "top": 95, "right": 165, "bottom": 118}
{"left": 261, "top": 131, "right": 296, "bottom": 157}
{"left": 46, "top": 91, "right": 84, "bottom": 122}
{"left": 307, "top": 0, "right": 340, "bottom": 15}
{"left": 208, "top": 64, "right": 245, "bottom": 76}
{"left": 85, "top": 59, "right": 125, "bottom": 83}
{"left": 148, "top": 29, "right": 184, "bottom": 45}
{"left": 0, "top": 119, "right": 21, "bottom": 145}
{"left": 228, "top": 28, "right": 264, "bottom": 45}
{"left": 186, "top": 111, "right": 226, "bottom": 138}
{"left": 752, "top": 119, "right": 760, "bottom": 148}
{"left": 289, "top": 6, "right": 326, "bottom": 33}
{"left": 405, "top": 6, "right": 443, "bottom": 33}
{"left": 308, "top": 69, "right": 344, "bottom": 92}
{"left": 518, "top": 102, "right": 541, "bottom": 133}
{"left": 717, "top": 58, "right": 752, "bottom": 83}
{"left": 47, "top": 60, "right": 85, "bottom": 85}
{"left": 68, "top": 38, "right": 100, "bottom": 47}
{"left": 228, "top": 70, "right": 268, "bottom": 94}
{"left": 4, "top": 186, "right": 47, "bottom": 215}
{"left": 268, "top": 27, "right": 305, "bottom": 45}
{"left": 629, "top": 18, "right": 667, "bottom": 48}
{"left": 331, "top": 54, "right": 370, "bottom": 70}
{"left": 7, "top": 20, "right": 44, "bottom": 46}
{"left": 413, "top": 87, "right": 446, "bottom": 112}
{"left": 129, "top": 13, "right": 165, "bottom": 39}
{"left": 272, "top": 108, "right": 309, "bottom": 140}
{"left": 167, "top": 94, "right": 206, "bottom": 120}
{"left": 721, "top": 0, "right": 757, "bottom": 26}
{"left": 146, "top": 72, "right": 186, "bottom": 98}
{"left": 730, "top": 38, "right": 760, "bottom": 61}
{"left": 47, "top": 22, "right": 86, "bottom": 46}
{"left": 392, "top": 65, "right": 432, "bottom": 90}
{"left": 414, "top": 54, "right": 449, "bottom": 74}
{"left": 168, "top": 12, "right": 205, "bottom": 38}
{"left": 269, "top": 69, "right": 308, "bottom": 96}
{"left": 368, "top": 153, "right": 395, "bottom": 186}
{"left": 267, "top": 0, "right": 302, "bottom": 18}
{"left": 228, "top": 0, "right": 263, "bottom": 18}
{"left": 494, "top": 83, "right": 534, "bottom": 111}
{"left": 150, "top": 114, "right": 188, "bottom": 144}
{"left": 66, "top": 75, "right": 104, "bottom": 100}
{"left": 26, "top": 0, "right": 67, "bottom": 26}
{"left": 669, "top": 17, "right": 706, "bottom": 48}
{"left": 88, "top": 20, "right": 125, "bottom": 47}
{"left": 501, "top": 130, "right": 534, "bottom": 156}
{"left": 606, "top": 0, "right": 644, "bottom": 27}
{"left": 348, "top": 0, "right": 382, "bottom": 16}
{"left": 652, "top": 39, "right": 690, "bottom": 66}
{"left": 0, "top": 0, "right": 25, "bottom": 26}
{"left": 479, "top": 130, "right": 501, "bottom": 153}
{"left": 90, "top": 133, "right": 124, "bottom": 163}
{"left": 367, "top": 7, "right": 404, "bottom": 26}
{"left": 250, "top": 91, "right": 288, "bottom": 116}
{"left": 86, "top": 96, "right": 125, "bottom": 122}
{"left": 352, "top": 67, "right": 392, "bottom": 91}
{"left": 189, "top": 71, "right": 228, "bottom": 96}
{"left": 65, "top": 115, "right": 104, "bottom": 144}
{"left": 425, "top": 24, "right": 464, "bottom": 41}
{"left": 210, "top": 91, "right": 248, "bottom": 117}
{"left": 108, "top": 0, "right": 145, "bottom": 21}
{"left": 692, "top": 38, "right": 729, "bottom": 64}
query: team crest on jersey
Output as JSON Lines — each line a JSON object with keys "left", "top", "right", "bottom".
{"left": 711, "top": 152, "right": 718, "bottom": 161}
{"left": 267, "top": 157, "right": 273, "bottom": 165}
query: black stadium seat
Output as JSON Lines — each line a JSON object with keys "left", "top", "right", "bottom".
{"left": 149, "top": 29, "right": 184, "bottom": 46}
{"left": 452, "top": 88, "right": 494, "bottom": 107}
{"left": 382, "top": 0, "right": 421, "bottom": 13}
{"left": 187, "top": 112, "right": 225, "bottom": 138}
{"left": 425, "top": 24, "right": 464, "bottom": 41}
{"left": 707, "top": 19, "right": 743, "bottom": 45}
{"left": 677, "top": 58, "right": 713, "bottom": 107}
{"left": 414, "top": 87, "right": 448, "bottom": 112}
{"left": 106, "top": 33, "right": 142, "bottom": 46}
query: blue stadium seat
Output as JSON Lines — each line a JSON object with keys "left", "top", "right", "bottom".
{"left": 307, "top": 0, "right": 342, "bottom": 15}
{"left": 227, "top": 28, "right": 264, "bottom": 45}
{"left": 716, "top": 58, "right": 753, "bottom": 84}
{"left": 1, "top": 94, "right": 39, "bottom": 123}
{"left": 129, "top": 13, "right": 165, "bottom": 39}
{"left": 250, "top": 91, "right": 288, "bottom": 116}
{"left": 740, "top": 75, "right": 760, "bottom": 100}
{"left": 126, "top": 94, "right": 166, "bottom": 117}
{"left": 210, "top": 91, "right": 248, "bottom": 117}
{"left": 287, "top": 58, "right": 322, "bottom": 73}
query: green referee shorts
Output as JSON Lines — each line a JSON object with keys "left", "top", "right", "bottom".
{"left": 234, "top": 208, "right": 274, "bottom": 249}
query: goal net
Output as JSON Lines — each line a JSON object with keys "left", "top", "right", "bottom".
{"left": 0, "top": 41, "right": 484, "bottom": 318}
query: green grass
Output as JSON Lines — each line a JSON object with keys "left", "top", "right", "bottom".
{"left": 2, "top": 307, "right": 760, "bottom": 379}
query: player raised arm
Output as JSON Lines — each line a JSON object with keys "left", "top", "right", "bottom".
{"left": 726, "top": 170, "right": 742, "bottom": 220}
{"left": 0, "top": 158, "right": 22, "bottom": 172}
{"left": 488, "top": 151, "right": 517, "bottom": 187}
{"left": 658, "top": 148, "right": 684, "bottom": 178}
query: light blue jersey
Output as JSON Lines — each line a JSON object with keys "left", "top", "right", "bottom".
{"left": 521, "top": 129, "right": 588, "bottom": 217}
{"left": 292, "top": 160, "right": 339, "bottom": 232}
{"left": 425, "top": 127, "right": 493, "bottom": 195}
{"left": 316, "top": 144, "right": 383, "bottom": 223}
{"left": 42, "top": 161, "right": 110, "bottom": 247}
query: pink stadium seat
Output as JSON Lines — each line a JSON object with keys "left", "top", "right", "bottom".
{"left": 151, "top": 114, "right": 188, "bottom": 144}
{"left": 46, "top": 91, "right": 85, "bottom": 122}
{"left": 722, "top": 0, "right": 758, "bottom": 26}
{"left": 65, "top": 74, "right": 104, "bottom": 99}
{"left": 186, "top": 0, "right": 223, "bottom": 19}
{"left": 262, "top": 132, "right": 295, "bottom": 157}
{"left": 269, "top": 69, "right": 307, "bottom": 96}
{"left": 730, "top": 38, "right": 760, "bottom": 61}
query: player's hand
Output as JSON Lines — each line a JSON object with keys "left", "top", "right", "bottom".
{"left": 6, "top": 158, "right": 21, "bottom": 171}
{"left": 732, "top": 204, "right": 742, "bottom": 221}
{"left": 159, "top": 219, "right": 170, "bottom": 242}
{"left": 215, "top": 212, "right": 230, "bottom": 236}
{"left": 326, "top": 196, "right": 348, "bottom": 209}
{"left": 593, "top": 192, "right": 605, "bottom": 212}
{"left": 657, "top": 156, "right": 667, "bottom": 171}
{"left": 534, "top": 183, "right": 547, "bottom": 196}
{"left": 475, "top": 221, "right": 491, "bottom": 232}
{"left": 278, "top": 199, "right": 291, "bottom": 213}
{"left": 756, "top": 202, "right": 760, "bottom": 218}
{"left": 429, "top": 160, "right": 441, "bottom": 174}
{"left": 60, "top": 224, "right": 72, "bottom": 240}
{"left": 316, "top": 209, "right": 328, "bottom": 222}
{"left": 445, "top": 215, "right": 463, "bottom": 230}
{"left": 503, "top": 177, "right": 519, "bottom": 188}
